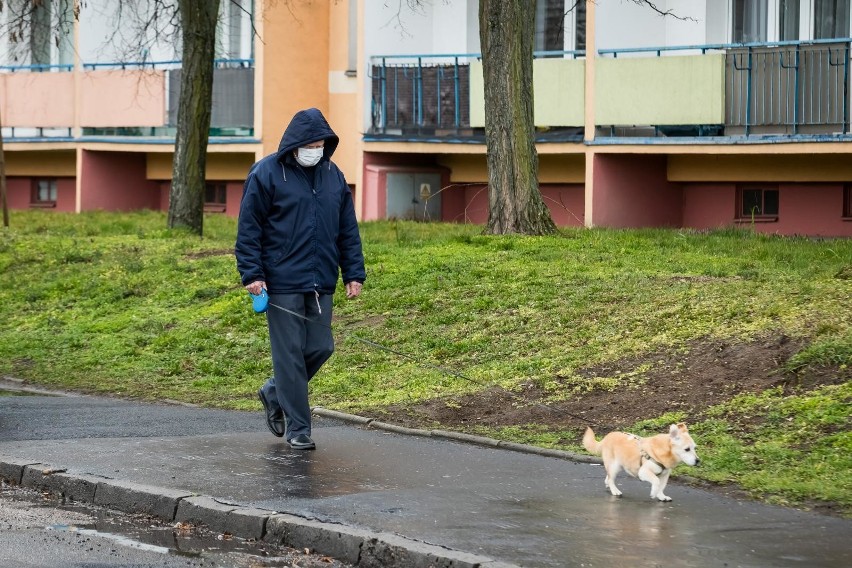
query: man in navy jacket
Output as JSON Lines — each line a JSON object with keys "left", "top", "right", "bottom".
{"left": 235, "top": 108, "right": 366, "bottom": 450}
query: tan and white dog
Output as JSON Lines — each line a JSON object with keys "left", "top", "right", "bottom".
{"left": 582, "top": 423, "right": 699, "bottom": 502}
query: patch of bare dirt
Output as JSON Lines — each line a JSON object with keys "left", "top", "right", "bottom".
{"left": 184, "top": 249, "right": 233, "bottom": 259}
{"left": 366, "top": 333, "right": 849, "bottom": 435}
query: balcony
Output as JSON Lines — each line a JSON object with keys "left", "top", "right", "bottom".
{"left": 0, "top": 59, "right": 255, "bottom": 141}
{"left": 368, "top": 39, "right": 852, "bottom": 143}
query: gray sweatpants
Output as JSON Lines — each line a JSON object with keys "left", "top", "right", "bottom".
{"left": 260, "top": 292, "right": 334, "bottom": 440}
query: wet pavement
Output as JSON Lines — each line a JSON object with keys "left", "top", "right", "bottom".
{"left": 1, "top": 389, "right": 850, "bottom": 567}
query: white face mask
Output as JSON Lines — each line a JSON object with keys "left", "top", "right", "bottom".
{"left": 295, "top": 146, "right": 323, "bottom": 167}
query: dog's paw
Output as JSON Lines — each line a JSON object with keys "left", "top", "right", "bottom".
{"left": 609, "top": 488, "right": 623, "bottom": 497}
{"left": 656, "top": 494, "right": 672, "bottom": 502}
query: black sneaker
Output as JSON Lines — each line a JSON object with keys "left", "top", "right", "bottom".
{"left": 288, "top": 433, "right": 316, "bottom": 450}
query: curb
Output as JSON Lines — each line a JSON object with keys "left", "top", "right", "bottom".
{"left": 0, "top": 456, "right": 519, "bottom": 568}
{"left": 312, "top": 406, "right": 603, "bottom": 466}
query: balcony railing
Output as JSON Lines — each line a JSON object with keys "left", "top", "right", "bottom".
{"left": 0, "top": 58, "right": 255, "bottom": 140}
{"left": 368, "top": 51, "right": 585, "bottom": 140}
{"left": 600, "top": 38, "right": 852, "bottom": 137}
{"left": 370, "top": 53, "right": 479, "bottom": 136}
{"left": 370, "top": 40, "right": 852, "bottom": 142}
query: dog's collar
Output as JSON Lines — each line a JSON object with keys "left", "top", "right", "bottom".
{"left": 639, "top": 448, "right": 667, "bottom": 470}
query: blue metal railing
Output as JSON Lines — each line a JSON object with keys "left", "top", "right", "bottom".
{"left": 0, "top": 63, "right": 74, "bottom": 72}
{"left": 369, "top": 51, "right": 584, "bottom": 134}
{"left": 600, "top": 39, "right": 852, "bottom": 136}
{"left": 81, "top": 58, "right": 254, "bottom": 71}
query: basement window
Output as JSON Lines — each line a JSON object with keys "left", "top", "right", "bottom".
{"left": 205, "top": 182, "right": 227, "bottom": 213}
{"left": 30, "top": 178, "right": 57, "bottom": 208}
{"left": 736, "top": 186, "right": 779, "bottom": 222}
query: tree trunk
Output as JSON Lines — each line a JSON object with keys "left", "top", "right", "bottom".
{"left": 0, "top": 107, "right": 8, "bottom": 229}
{"left": 167, "top": 0, "right": 220, "bottom": 235}
{"left": 479, "top": 0, "right": 556, "bottom": 235}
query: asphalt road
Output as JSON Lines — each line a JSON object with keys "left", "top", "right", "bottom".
{"left": 1, "top": 385, "right": 850, "bottom": 567}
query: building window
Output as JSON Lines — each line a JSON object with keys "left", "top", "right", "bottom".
{"left": 535, "top": 0, "right": 566, "bottom": 54}
{"left": 31, "top": 179, "right": 57, "bottom": 207}
{"left": 844, "top": 185, "right": 852, "bottom": 218}
{"left": 732, "top": 0, "right": 768, "bottom": 43}
{"left": 737, "top": 186, "right": 779, "bottom": 220}
{"left": 205, "top": 182, "right": 227, "bottom": 212}
{"left": 814, "top": 0, "right": 851, "bottom": 39}
{"left": 575, "top": 1, "right": 586, "bottom": 52}
{"left": 779, "top": 0, "right": 801, "bottom": 40}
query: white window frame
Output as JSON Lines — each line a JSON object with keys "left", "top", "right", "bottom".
{"left": 726, "top": 0, "right": 852, "bottom": 43}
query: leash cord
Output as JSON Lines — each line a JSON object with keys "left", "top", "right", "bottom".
{"left": 267, "top": 301, "right": 600, "bottom": 427}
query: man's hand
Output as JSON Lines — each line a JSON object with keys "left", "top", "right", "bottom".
{"left": 246, "top": 280, "right": 266, "bottom": 295}
{"left": 345, "top": 281, "right": 362, "bottom": 299}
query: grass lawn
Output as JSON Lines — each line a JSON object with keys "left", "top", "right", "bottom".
{"left": 1, "top": 209, "right": 850, "bottom": 516}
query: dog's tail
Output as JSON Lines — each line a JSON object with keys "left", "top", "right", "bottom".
{"left": 582, "top": 427, "right": 602, "bottom": 455}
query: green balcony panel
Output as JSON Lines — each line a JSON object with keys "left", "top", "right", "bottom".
{"left": 596, "top": 54, "right": 725, "bottom": 126}
{"left": 469, "top": 59, "right": 585, "bottom": 128}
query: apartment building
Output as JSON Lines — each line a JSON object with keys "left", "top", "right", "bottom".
{"left": 1, "top": 0, "right": 359, "bottom": 217}
{"left": 3, "top": 1, "right": 851, "bottom": 237}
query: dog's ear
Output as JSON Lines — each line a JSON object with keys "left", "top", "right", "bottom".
{"left": 669, "top": 424, "right": 681, "bottom": 439}
{"left": 677, "top": 422, "right": 688, "bottom": 433}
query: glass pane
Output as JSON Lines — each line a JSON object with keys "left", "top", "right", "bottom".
{"left": 575, "top": 1, "right": 586, "bottom": 51}
{"left": 535, "top": 0, "right": 566, "bottom": 52}
{"left": 733, "top": 0, "right": 768, "bottom": 43}
{"left": 779, "top": 0, "right": 800, "bottom": 41}
{"left": 814, "top": 0, "right": 851, "bottom": 39}
{"left": 763, "top": 190, "right": 779, "bottom": 215}
{"left": 742, "top": 189, "right": 763, "bottom": 215}
{"left": 31, "top": 0, "right": 51, "bottom": 66}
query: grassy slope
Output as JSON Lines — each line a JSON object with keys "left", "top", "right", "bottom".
{"left": 1, "top": 210, "right": 850, "bottom": 514}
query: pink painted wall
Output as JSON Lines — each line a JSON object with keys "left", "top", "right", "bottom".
{"left": 226, "top": 182, "right": 244, "bottom": 217}
{"left": 683, "top": 183, "right": 852, "bottom": 237}
{"left": 544, "top": 184, "right": 585, "bottom": 226}
{"left": 683, "top": 183, "right": 737, "bottom": 230}
{"left": 456, "top": 183, "right": 489, "bottom": 224}
{"left": 774, "top": 184, "right": 851, "bottom": 237}
{"left": 446, "top": 183, "right": 583, "bottom": 226}
{"left": 80, "top": 151, "right": 160, "bottom": 211}
{"left": 6, "top": 177, "right": 76, "bottom": 212}
{"left": 79, "top": 70, "right": 166, "bottom": 128}
{"left": 591, "top": 155, "right": 682, "bottom": 228}
{"left": 0, "top": 73, "right": 74, "bottom": 127}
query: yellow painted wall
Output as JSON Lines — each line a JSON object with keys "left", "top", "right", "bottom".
{"left": 260, "top": 1, "right": 331, "bottom": 158}
{"left": 533, "top": 59, "right": 585, "bottom": 127}
{"left": 146, "top": 152, "right": 255, "bottom": 180}
{"left": 470, "top": 59, "right": 585, "bottom": 128}
{"left": 438, "top": 153, "right": 584, "bottom": 183}
{"left": 669, "top": 154, "right": 852, "bottom": 182}
{"left": 6, "top": 151, "right": 76, "bottom": 176}
{"left": 596, "top": 54, "right": 725, "bottom": 125}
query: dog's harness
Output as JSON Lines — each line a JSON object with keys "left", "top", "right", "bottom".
{"left": 626, "top": 434, "right": 667, "bottom": 470}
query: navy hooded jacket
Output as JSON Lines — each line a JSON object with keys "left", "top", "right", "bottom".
{"left": 235, "top": 108, "right": 366, "bottom": 295}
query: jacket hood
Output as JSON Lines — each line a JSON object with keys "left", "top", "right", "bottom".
{"left": 276, "top": 108, "right": 339, "bottom": 161}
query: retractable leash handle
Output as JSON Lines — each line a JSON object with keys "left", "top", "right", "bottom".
{"left": 249, "top": 288, "right": 269, "bottom": 313}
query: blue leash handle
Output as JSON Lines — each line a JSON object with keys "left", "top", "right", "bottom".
{"left": 249, "top": 289, "right": 268, "bottom": 313}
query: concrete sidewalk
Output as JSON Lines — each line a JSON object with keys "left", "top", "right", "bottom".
{"left": 1, "top": 385, "right": 850, "bottom": 567}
